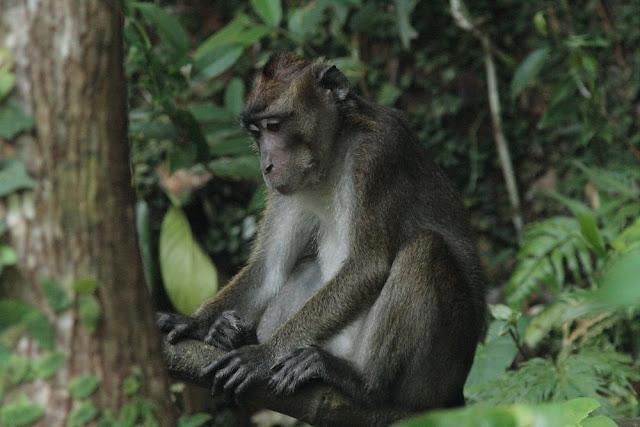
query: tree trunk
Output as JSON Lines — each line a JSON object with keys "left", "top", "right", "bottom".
{"left": 0, "top": 1, "right": 175, "bottom": 425}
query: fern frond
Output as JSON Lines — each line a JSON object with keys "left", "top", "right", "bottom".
{"left": 507, "top": 217, "right": 593, "bottom": 306}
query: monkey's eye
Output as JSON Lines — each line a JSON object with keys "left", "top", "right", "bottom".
{"left": 248, "top": 123, "right": 260, "bottom": 138}
{"left": 264, "top": 120, "right": 281, "bottom": 133}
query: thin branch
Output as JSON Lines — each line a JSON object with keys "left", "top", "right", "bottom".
{"left": 449, "top": 0, "right": 523, "bottom": 238}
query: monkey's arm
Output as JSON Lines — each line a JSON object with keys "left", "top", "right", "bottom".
{"left": 157, "top": 261, "right": 265, "bottom": 345}
{"left": 270, "top": 257, "right": 387, "bottom": 350}
{"left": 201, "top": 256, "right": 388, "bottom": 398}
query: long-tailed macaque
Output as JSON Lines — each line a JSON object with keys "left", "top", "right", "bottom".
{"left": 158, "top": 53, "right": 486, "bottom": 416}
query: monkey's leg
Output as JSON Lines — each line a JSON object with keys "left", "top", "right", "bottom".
{"left": 268, "top": 346, "right": 365, "bottom": 401}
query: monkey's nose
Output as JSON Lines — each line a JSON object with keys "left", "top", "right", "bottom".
{"left": 264, "top": 164, "right": 274, "bottom": 174}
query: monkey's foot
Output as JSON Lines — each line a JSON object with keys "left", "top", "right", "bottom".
{"left": 204, "top": 310, "right": 257, "bottom": 351}
{"left": 268, "top": 346, "right": 327, "bottom": 396}
{"left": 201, "top": 343, "right": 273, "bottom": 403}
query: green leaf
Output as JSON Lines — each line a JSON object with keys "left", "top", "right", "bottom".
{"left": 0, "top": 99, "right": 35, "bottom": 139}
{"left": 523, "top": 301, "right": 567, "bottom": 348}
{"left": 510, "top": 47, "right": 549, "bottom": 99}
{"left": 576, "top": 211, "right": 606, "bottom": 256}
{"left": 189, "top": 103, "right": 233, "bottom": 123}
{"left": 224, "top": 78, "right": 245, "bottom": 115}
{"left": 595, "top": 249, "right": 640, "bottom": 307}
{"left": 207, "top": 136, "right": 254, "bottom": 157}
{"left": 33, "top": 351, "right": 67, "bottom": 379}
{"left": 177, "top": 413, "right": 212, "bottom": 427}
{"left": 7, "top": 355, "right": 32, "bottom": 385}
{"left": 159, "top": 207, "right": 218, "bottom": 315}
{"left": 0, "top": 299, "right": 55, "bottom": 349}
{"left": 288, "top": 2, "right": 328, "bottom": 40}
{"left": 68, "top": 375, "right": 101, "bottom": 399}
{"left": 0, "top": 245, "right": 17, "bottom": 273}
{"left": 394, "top": 0, "right": 417, "bottom": 50}
{"left": 207, "top": 156, "right": 261, "bottom": 180}
{"left": 489, "top": 304, "right": 514, "bottom": 322}
{"left": 23, "top": 310, "right": 55, "bottom": 349}
{"left": 396, "top": 398, "right": 600, "bottom": 427}
{"left": 78, "top": 295, "right": 101, "bottom": 334}
{"left": 67, "top": 401, "right": 97, "bottom": 427}
{"left": 0, "top": 160, "right": 36, "bottom": 197}
{"left": 119, "top": 400, "right": 141, "bottom": 425}
{"left": 41, "top": 278, "right": 71, "bottom": 312}
{"left": 0, "top": 70, "right": 16, "bottom": 101}
{"left": 123, "top": 374, "right": 141, "bottom": 396}
{"left": 133, "top": 3, "right": 189, "bottom": 54}
{"left": 72, "top": 277, "right": 98, "bottom": 294}
{"left": 0, "top": 395, "right": 45, "bottom": 426}
{"left": 194, "top": 45, "right": 244, "bottom": 81}
{"left": 533, "top": 11, "right": 547, "bottom": 36}
{"left": 581, "top": 415, "right": 618, "bottom": 427}
{"left": 507, "top": 217, "right": 590, "bottom": 306}
{"left": 194, "top": 15, "right": 256, "bottom": 59}
{"left": 250, "top": 0, "right": 282, "bottom": 27}
{"left": 377, "top": 84, "right": 401, "bottom": 106}
{"left": 465, "top": 321, "right": 518, "bottom": 389}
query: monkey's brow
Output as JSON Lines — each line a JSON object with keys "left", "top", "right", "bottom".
{"left": 240, "top": 110, "right": 293, "bottom": 125}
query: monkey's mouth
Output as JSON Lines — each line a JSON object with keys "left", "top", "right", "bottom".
{"left": 275, "top": 184, "right": 293, "bottom": 195}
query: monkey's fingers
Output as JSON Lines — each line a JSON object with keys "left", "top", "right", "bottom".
{"left": 204, "top": 330, "right": 235, "bottom": 351}
{"left": 169, "top": 323, "right": 194, "bottom": 343}
{"left": 156, "top": 312, "right": 186, "bottom": 332}
{"left": 211, "top": 357, "right": 242, "bottom": 393}
{"left": 222, "top": 366, "right": 249, "bottom": 401}
{"left": 269, "top": 347, "right": 324, "bottom": 396}
{"left": 201, "top": 350, "right": 238, "bottom": 378}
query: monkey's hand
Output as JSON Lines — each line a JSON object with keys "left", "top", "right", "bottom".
{"left": 203, "top": 310, "right": 257, "bottom": 351}
{"left": 156, "top": 312, "right": 209, "bottom": 344}
{"left": 268, "top": 346, "right": 328, "bottom": 396}
{"left": 200, "top": 343, "right": 274, "bottom": 403}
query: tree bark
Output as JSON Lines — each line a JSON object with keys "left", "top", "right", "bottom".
{"left": 0, "top": 0, "right": 175, "bottom": 425}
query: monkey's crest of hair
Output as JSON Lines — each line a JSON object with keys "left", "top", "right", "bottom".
{"left": 243, "top": 53, "right": 333, "bottom": 118}
{"left": 261, "top": 53, "right": 313, "bottom": 81}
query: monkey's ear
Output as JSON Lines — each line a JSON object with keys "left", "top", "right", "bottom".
{"left": 318, "top": 65, "right": 349, "bottom": 101}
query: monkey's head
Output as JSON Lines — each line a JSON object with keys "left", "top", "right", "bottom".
{"left": 239, "top": 53, "right": 350, "bottom": 195}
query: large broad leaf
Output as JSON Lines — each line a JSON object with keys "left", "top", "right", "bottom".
{"left": 160, "top": 207, "right": 218, "bottom": 315}
{"left": 194, "top": 45, "right": 244, "bottom": 81}
{"left": 0, "top": 160, "right": 35, "bottom": 197}
{"left": 194, "top": 15, "right": 269, "bottom": 59}
{"left": 224, "top": 78, "right": 245, "bottom": 115}
{"left": 511, "top": 47, "right": 549, "bottom": 99}
{"left": 595, "top": 248, "right": 640, "bottom": 308}
{"left": 0, "top": 99, "right": 34, "bottom": 139}
{"left": 465, "top": 321, "right": 518, "bottom": 390}
{"left": 133, "top": 2, "right": 189, "bottom": 54}
{"left": 396, "top": 397, "right": 602, "bottom": 427}
{"left": 250, "top": 0, "right": 282, "bottom": 27}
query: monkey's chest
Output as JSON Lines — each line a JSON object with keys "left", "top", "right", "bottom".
{"left": 256, "top": 222, "right": 362, "bottom": 358}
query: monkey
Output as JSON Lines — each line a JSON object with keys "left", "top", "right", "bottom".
{"left": 157, "top": 53, "right": 487, "bottom": 418}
